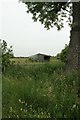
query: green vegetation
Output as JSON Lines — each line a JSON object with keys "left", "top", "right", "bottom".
{"left": 0, "top": 39, "right": 13, "bottom": 72}
{"left": 1, "top": 40, "right": 79, "bottom": 119}
{"left": 56, "top": 44, "right": 69, "bottom": 63}
{"left": 2, "top": 60, "right": 79, "bottom": 119}
{"left": 10, "top": 57, "right": 35, "bottom": 65}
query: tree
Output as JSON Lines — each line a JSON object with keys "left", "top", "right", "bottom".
{"left": 20, "top": 1, "right": 80, "bottom": 71}
{"left": 20, "top": 1, "right": 79, "bottom": 71}
{"left": 58, "top": 44, "right": 69, "bottom": 63}
{"left": 0, "top": 39, "right": 14, "bottom": 71}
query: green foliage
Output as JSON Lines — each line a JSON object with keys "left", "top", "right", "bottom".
{"left": 57, "top": 44, "right": 69, "bottom": 63}
{"left": 21, "top": 1, "right": 72, "bottom": 30}
{"left": 60, "top": 44, "right": 69, "bottom": 63}
{"left": 0, "top": 39, "right": 13, "bottom": 71}
{"left": 2, "top": 61, "right": 79, "bottom": 118}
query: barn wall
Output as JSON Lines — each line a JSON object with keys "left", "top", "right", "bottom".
{"left": 30, "top": 54, "right": 50, "bottom": 62}
{"left": 38, "top": 54, "right": 44, "bottom": 62}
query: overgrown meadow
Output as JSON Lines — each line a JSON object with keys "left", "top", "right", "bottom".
{"left": 2, "top": 59, "right": 79, "bottom": 119}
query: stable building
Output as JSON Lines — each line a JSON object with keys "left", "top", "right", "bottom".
{"left": 29, "top": 53, "right": 51, "bottom": 62}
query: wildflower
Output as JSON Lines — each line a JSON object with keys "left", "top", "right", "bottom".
{"left": 9, "top": 107, "right": 13, "bottom": 112}
{"left": 17, "top": 115, "right": 19, "bottom": 118}
{"left": 18, "top": 99, "right": 21, "bottom": 103}
{"left": 20, "top": 108, "right": 23, "bottom": 111}
{"left": 24, "top": 109, "right": 27, "bottom": 112}
{"left": 73, "top": 104, "right": 76, "bottom": 108}
{"left": 41, "top": 111, "right": 43, "bottom": 115}
{"left": 48, "top": 112, "right": 50, "bottom": 116}
{"left": 22, "top": 101, "right": 25, "bottom": 104}
{"left": 25, "top": 103, "right": 27, "bottom": 107}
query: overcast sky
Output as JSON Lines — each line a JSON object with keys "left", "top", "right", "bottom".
{"left": 0, "top": 0, "right": 71, "bottom": 57}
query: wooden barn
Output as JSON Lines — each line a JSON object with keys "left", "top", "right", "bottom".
{"left": 29, "top": 53, "right": 51, "bottom": 62}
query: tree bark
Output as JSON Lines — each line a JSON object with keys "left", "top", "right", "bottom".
{"left": 66, "top": 2, "right": 80, "bottom": 71}
{"left": 66, "top": 2, "right": 80, "bottom": 115}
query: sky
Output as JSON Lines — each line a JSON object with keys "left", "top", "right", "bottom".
{"left": 0, "top": 0, "right": 71, "bottom": 57}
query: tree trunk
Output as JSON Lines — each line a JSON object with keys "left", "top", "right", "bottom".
{"left": 66, "top": 2, "right": 80, "bottom": 114}
{"left": 66, "top": 2, "right": 80, "bottom": 71}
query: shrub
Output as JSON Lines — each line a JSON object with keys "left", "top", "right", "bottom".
{"left": 57, "top": 44, "right": 69, "bottom": 63}
{"left": 0, "top": 39, "right": 14, "bottom": 71}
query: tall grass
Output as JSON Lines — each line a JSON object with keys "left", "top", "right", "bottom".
{"left": 2, "top": 61, "right": 79, "bottom": 119}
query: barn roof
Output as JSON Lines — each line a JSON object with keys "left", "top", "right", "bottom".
{"left": 30, "top": 53, "right": 51, "bottom": 58}
{"left": 36, "top": 53, "right": 51, "bottom": 56}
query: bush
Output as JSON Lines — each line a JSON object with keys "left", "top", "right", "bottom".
{"left": 57, "top": 44, "right": 69, "bottom": 63}
{"left": 0, "top": 39, "right": 14, "bottom": 71}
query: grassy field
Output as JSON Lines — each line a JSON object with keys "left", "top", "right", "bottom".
{"left": 10, "top": 57, "right": 30, "bottom": 65}
{"left": 2, "top": 59, "right": 79, "bottom": 119}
